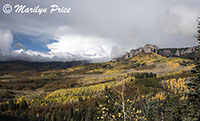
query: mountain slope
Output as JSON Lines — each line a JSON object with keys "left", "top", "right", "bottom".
{"left": 0, "top": 52, "right": 195, "bottom": 121}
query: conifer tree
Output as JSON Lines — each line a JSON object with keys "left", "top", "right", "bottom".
{"left": 187, "top": 17, "right": 200, "bottom": 120}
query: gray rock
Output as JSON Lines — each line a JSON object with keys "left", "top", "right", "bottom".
{"left": 111, "top": 44, "right": 199, "bottom": 61}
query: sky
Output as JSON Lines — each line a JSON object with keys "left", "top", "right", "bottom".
{"left": 0, "top": 0, "right": 200, "bottom": 62}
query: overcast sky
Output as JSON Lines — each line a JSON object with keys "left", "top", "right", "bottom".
{"left": 0, "top": 0, "right": 200, "bottom": 62}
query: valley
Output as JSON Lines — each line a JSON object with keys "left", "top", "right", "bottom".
{"left": 0, "top": 52, "right": 196, "bottom": 121}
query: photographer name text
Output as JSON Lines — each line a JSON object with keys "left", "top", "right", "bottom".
{"left": 2, "top": 4, "right": 71, "bottom": 15}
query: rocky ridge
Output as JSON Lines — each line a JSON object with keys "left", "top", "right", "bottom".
{"left": 112, "top": 44, "right": 199, "bottom": 61}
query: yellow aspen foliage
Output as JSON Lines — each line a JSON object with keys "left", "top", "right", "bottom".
{"left": 152, "top": 92, "right": 166, "bottom": 100}
{"left": 166, "top": 61, "right": 180, "bottom": 70}
{"left": 43, "top": 79, "right": 129, "bottom": 104}
{"left": 161, "top": 78, "right": 189, "bottom": 94}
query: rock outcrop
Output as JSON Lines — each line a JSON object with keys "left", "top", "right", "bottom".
{"left": 112, "top": 44, "right": 199, "bottom": 61}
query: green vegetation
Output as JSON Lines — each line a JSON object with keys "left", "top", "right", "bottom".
{"left": 0, "top": 51, "right": 195, "bottom": 121}
{"left": 186, "top": 18, "right": 200, "bottom": 120}
{"left": 0, "top": 22, "right": 199, "bottom": 120}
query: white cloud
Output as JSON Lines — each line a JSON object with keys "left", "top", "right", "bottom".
{"left": 155, "top": 5, "right": 200, "bottom": 47}
{"left": 0, "top": 29, "right": 13, "bottom": 55}
{"left": 110, "top": 46, "right": 125, "bottom": 58}
{"left": 47, "top": 33, "right": 113, "bottom": 61}
{"left": 0, "top": 27, "right": 113, "bottom": 62}
{"left": 11, "top": 49, "right": 54, "bottom": 62}
{"left": 158, "top": 5, "right": 200, "bottom": 37}
{"left": 1, "top": 1, "right": 200, "bottom": 62}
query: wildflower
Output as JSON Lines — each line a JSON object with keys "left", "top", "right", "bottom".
{"left": 112, "top": 115, "right": 115, "bottom": 118}
{"left": 118, "top": 113, "right": 122, "bottom": 117}
{"left": 136, "top": 110, "right": 141, "bottom": 113}
{"left": 127, "top": 99, "right": 130, "bottom": 102}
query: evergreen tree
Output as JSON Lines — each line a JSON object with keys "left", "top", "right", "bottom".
{"left": 18, "top": 100, "right": 28, "bottom": 110}
{"left": 8, "top": 99, "right": 16, "bottom": 110}
{"left": 187, "top": 17, "right": 200, "bottom": 120}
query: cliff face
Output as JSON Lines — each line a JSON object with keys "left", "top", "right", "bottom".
{"left": 112, "top": 44, "right": 199, "bottom": 61}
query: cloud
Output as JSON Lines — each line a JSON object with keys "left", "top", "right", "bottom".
{"left": 0, "top": 29, "right": 13, "bottom": 55}
{"left": 44, "top": 26, "right": 114, "bottom": 61}
{"left": 47, "top": 33, "right": 112, "bottom": 61}
{"left": 0, "top": 0, "right": 200, "bottom": 62}
{"left": 15, "top": 42, "right": 25, "bottom": 49}
{"left": 0, "top": 27, "right": 112, "bottom": 62}
{"left": 155, "top": 5, "right": 200, "bottom": 47}
{"left": 110, "top": 46, "right": 126, "bottom": 59}
{"left": 157, "top": 5, "right": 199, "bottom": 37}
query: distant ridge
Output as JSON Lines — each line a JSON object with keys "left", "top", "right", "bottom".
{"left": 112, "top": 44, "right": 199, "bottom": 61}
{"left": 0, "top": 60, "right": 89, "bottom": 72}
